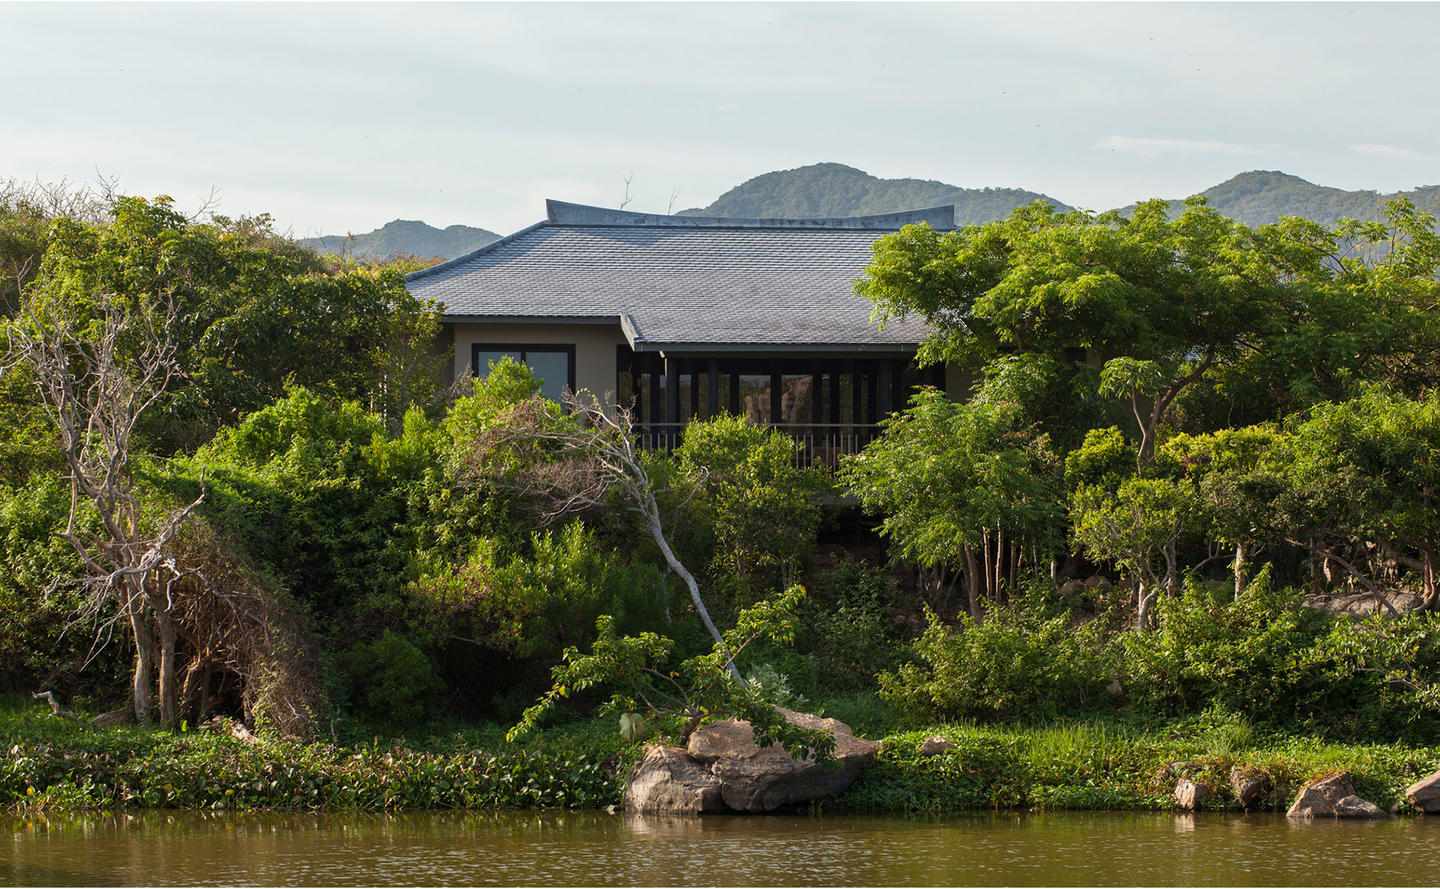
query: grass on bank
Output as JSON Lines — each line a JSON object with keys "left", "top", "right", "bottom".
{"left": 4, "top": 693, "right": 1436, "bottom": 816}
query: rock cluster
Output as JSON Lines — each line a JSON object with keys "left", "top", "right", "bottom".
{"left": 1229, "top": 766, "right": 1272, "bottom": 810}
{"left": 1405, "top": 769, "right": 1440, "bottom": 814}
{"left": 1286, "top": 772, "right": 1385, "bottom": 819}
{"left": 623, "top": 709, "right": 880, "bottom": 815}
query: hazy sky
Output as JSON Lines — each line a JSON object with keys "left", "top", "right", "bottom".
{"left": 4, "top": 1, "right": 1438, "bottom": 237}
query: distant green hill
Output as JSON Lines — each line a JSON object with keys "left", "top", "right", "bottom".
{"left": 309, "top": 168, "right": 1440, "bottom": 261}
{"left": 1118, "top": 170, "right": 1440, "bottom": 226}
{"left": 300, "top": 220, "right": 499, "bottom": 262}
{"left": 679, "top": 162, "right": 1072, "bottom": 224}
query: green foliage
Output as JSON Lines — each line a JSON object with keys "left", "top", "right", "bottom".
{"left": 835, "top": 714, "right": 1439, "bottom": 815}
{"left": 841, "top": 388, "right": 1062, "bottom": 571}
{"left": 1119, "top": 570, "right": 1440, "bottom": 740}
{"left": 753, "top": 560, "right": 903, "bottom": 699}
{"left": 675, "top": 415, "right": 828, "bottom": 589}
{"left": 409, "top": 523, "right": 669, "bottom": 663}
{"left": 0, "top": 698, "right": 628, "bottom": 812}
{"left": 879, "top": 597, "right": 1111, "bottom": 723}
{"left": 510, "top": 587, "right": 838, "bottom": 764}
{"left": 334, "top": 630, "right": 444, "bottom": 727}
{"left": 23, "top": 195, "right": 440, "bottom": 451}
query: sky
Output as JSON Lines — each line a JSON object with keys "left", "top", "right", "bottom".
{"left": 3, "top": 1, "right": 1439, "bottom": 238}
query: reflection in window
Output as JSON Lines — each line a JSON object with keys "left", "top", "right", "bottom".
{"left": 779, "top": 375, "right": 814, "bottom": 424}
{"left": 737, "top": 375, "right": 772, "bottom": 425}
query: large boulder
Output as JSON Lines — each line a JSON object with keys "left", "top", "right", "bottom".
{"left": 1404, "top": 769, "right": 1440, "bottom": 814}
{"left": 1229, "top": 766, "right": 1272, "bottom": 810}
{"left": 1174, "top": 778, "right": 1213, "bottom": 811}
{"left": 1286, "top": 772, "right": 1386, "bottom": 819}
{"left": 624, "top": 746, "right": 726, "bottom": 815}
{"left": 623, "top": 709, "right": 880, "bottom": 815}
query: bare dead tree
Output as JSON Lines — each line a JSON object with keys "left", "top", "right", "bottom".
{"left": 619, "top": 172, "right": 635, "bottom": 210}
{"left": 4, "top": 290, "right": 205, "bottom": 724}
{"left": 468, "top": 391, "right": 742, "bottom": 681}
{"left": 666, "top": 185, "right": 682, "bottom": 215}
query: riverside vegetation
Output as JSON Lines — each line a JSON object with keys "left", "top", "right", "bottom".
{"left": 2, "top": 179, "right": 1440, "bottom": 817}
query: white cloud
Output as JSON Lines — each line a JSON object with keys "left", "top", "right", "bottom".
{"left": 1094, "top": 136, "right": 1262, "bottom": 157}
{"left": 1351, "top": 144, "right": 1436, "bottom": 163}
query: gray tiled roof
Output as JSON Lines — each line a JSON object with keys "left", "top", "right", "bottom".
{"left": 406, "top": 201, "right": 952, "bottom": 351}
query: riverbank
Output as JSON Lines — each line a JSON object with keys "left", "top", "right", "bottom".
{"left": 4, "top": 696, "right": 1436, "bottom": 815}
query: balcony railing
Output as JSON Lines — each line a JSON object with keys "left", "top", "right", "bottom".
{"left": 635, "top": 422, "right": 880, "bottom": 467}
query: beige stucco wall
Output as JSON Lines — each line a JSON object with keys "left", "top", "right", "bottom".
{"left": 448, "top": 321, "right": 629, "bottom": 399}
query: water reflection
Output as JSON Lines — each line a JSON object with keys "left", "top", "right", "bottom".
{"left": 3, "top": 810, "right": 1439, "bottom": 886}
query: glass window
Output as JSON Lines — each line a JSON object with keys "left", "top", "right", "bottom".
{"left": 737, "top": 374, "right": 772, "bottom": 425}
{"left": 474, "top": 350, "right": 521, "bottom": 375}
{"left": 525, "top": 351, "right": 570, "bottom": 401}
{"left": 473, "top": 344, "right": 573, "bottom": 402}
{"left": 779, "top": 374, "right": 814, "bottom": 425}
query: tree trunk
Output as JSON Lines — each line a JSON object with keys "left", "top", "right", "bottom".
{"left": 155, "top": 605, "right": 179, "bottom": 726}
{"left": 642, "top": 498, "right": 741, "bottom": 682}
{"left": 1423, "top": 548, "right": 1437, "bottom": 611}
{"left": 1233, "top": 542, "right": 1248, "bottom": 599}
{"left": 962, "top": 546, "right": 984, "bottom": 622}
{"left": 125, "top": 586, "right": 154, "bottom": 724}
{"left": 1135, "top": 578, "right": 1157, "bottom": 632}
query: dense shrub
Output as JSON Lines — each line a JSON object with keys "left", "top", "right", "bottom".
{"left": 675, "top": 415, "right": 829, "bottom": 592}
{"left": 879, "top": 594, "right": 1111, "bottom": 722}
{"left": 334, "top": 630, "right": 444, "bottom": 727}
{"left": 1118, "top": 569, "right": 1440, "bottom": 741}
{"left": 753, "top": 560, "right": 903, "bottom": 699}
{"left": 0, "top": 699, "right": 629, "bottom": 812}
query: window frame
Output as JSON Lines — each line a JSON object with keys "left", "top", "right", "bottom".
{"left": 471, "top": 342, "right": 577, "bottom": 397}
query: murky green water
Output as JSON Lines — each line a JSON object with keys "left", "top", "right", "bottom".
{"left": 3, "top": 809, "right": 1439, "bottom": 886}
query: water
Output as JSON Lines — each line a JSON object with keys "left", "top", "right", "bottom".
{"left": 4, "top": 810, "right": 1439, "bottom": 886}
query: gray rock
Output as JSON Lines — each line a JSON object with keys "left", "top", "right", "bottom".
{"left": 1175, "top": 778, "right": 1213, "bottom": 811}
{"left": 1404, "top": 769, "right": 1440, "bottom": 814}
{"left": 689, "top": 709, "right": 880, "bottom": 813}
{"left": 1083, "top": 575, "right": 1113, "bottom": 591}
{"left": 1287, "top": 772, "right": 1386, "bottom": 819}
{"left": 623, "top": 746, "right": 725, "bottom": 815}
{"left": 1057, "top": 579, "right": 1086, "bottom": 599}
{"left": 918, "top": 736, "right": 956, "bottom": 756}
{"left": 623, "top": 710, "right": 880, "bottom": 815}
{"left": 1229, "top": 766, "right": 1272, "bottom": 810}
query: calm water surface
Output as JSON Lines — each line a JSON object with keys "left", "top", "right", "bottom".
{"left": 4, "top": 809, "right": 1439, "bottom": 886}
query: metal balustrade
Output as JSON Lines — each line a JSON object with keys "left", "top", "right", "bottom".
{"left": 635, "top": 422, "right": 880, "bottom": 466}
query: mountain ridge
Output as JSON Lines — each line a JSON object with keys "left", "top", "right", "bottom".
{"left": 306, "top": 165, "right": 1440, "bottom": 261}
{"left": 299, "top": 219, "right": 500, "bottom": 262}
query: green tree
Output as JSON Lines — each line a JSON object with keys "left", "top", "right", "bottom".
{"left": 858, "top": 199, "right": 1299, "bottom": 463}
{"left": 1286, "top": 389, "right": 1440, "bottom": 610}
{"left": 674, "top": 415, "right": 827, "bottom": 592}
{"left": 841, "top": 387, "right": 1061, "bottom": 620}
{"left": 1068, "top": 429, "right": 1199, "bottom": 631}
{"left": 30, "top": 196, "right": 439, "bottom": 451}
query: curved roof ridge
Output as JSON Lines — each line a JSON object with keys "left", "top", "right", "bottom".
{"left": 546, "top": 199, "right": 955, "bottom": 230}
{"left": 404, "top": 219, "right": 548, "bottom": 282}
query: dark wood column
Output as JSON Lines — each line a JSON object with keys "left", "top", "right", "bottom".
{"left": 707, "top": 358, "right": 720, "bottom": 418}
{"left": 810, "top": 361, "right": 822, "bottom": 426}
{"left": 664, "top": 355, "right": 680, "bottom": 429}
{"left": 828, "top": 367, "right": 840, "bottom": 424}
{"left": 877, "top": 361, "right": 892, "bottom": 416}
{"left": 689, "top": 365, "right": 699, "bottom": 421}
{"left": 770, "top": 372, "right": 782, "bottom": 424}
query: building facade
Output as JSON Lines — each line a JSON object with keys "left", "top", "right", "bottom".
{"left": 407, "top": 200, "right": 962, "bottom": 456}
